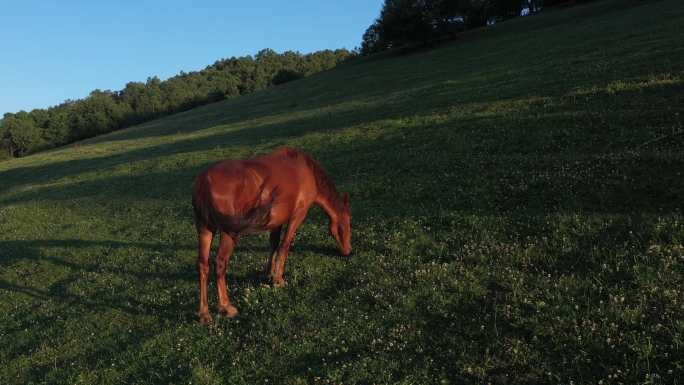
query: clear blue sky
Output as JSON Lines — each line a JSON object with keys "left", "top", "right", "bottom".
{"left": 0, "top": 0, "right": 382, "bottom": 116}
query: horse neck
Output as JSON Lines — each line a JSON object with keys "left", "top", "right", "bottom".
{"left": 315, "top": 189, "right": 341, "bottom": 223}
{"left": 306, "top": 154, "right": 342, "bottom": 222}
{"left": 315, "top": 183, "right": 340, "bottom": 221}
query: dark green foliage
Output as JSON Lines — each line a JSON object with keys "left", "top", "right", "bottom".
{"left": 1, "top": 112, "right": 44, "bottom": 157}
{"left": 0, "top": 49, "right": 351, "bottom": 158}
{"left": 361, "top": 0, "right": 495, "bottom": 54}
{"left": 360, "top": 0, "right": 602, "bottom": 55}
{"left": 272, "top": 69, "right": 305, "bottom": 85}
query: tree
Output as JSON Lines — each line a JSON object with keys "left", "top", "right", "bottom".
{"left": 360, "top": 0, "right": 534, "bottom": 55}
{"left": 1, "top": 112, "right": 44, "bottom": 156}
{"left": 44, "top": 109, "right": 71, "bottom": 146}
{"left": 272, "top": 69, "right": 304, "bottom": 85}
{"left": 0, "top": 118, "right": 11, "bottom": 159}
{"left": 362, "top": 22, "right": 385, "bottom": 54}
{"left": 361, "top": 0, "right": 467, "bottom": 55}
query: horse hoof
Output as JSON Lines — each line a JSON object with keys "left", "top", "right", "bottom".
{"left": 272, "top": 278, "right": 287, "bottom": 288}
{"left": 198, "top": 312, "right": 213, "bottom": 325}
{"left": 218, "top": 305, "right": 239, "bottom": 318}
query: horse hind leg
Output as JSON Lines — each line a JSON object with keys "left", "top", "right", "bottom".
{"left": 196, "top": 227, "right": 214, "bottom": 325}
{"left": 216, "top": 232, "right": 238, "bottom": 318}
{"left": 261, "top": 226, "right": 282, "bottom": 281}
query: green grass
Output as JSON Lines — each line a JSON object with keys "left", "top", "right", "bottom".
{"left": 1, "top": 1, "right": 683, "bottom": 383}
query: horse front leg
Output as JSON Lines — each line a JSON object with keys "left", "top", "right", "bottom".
{"left": 216, "top": 232, "right": 238, "bottom": 318}
{"left": 196, "top": 228, "right": 214, "bottom": 324}
{"left": 271, "top": 209, "right": 308, "bottom": 288}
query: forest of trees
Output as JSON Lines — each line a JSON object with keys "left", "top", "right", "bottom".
{"left": 0, "top": 49, "right": 351, "bottom": 159}
{"left": 361, "top": 0, "right": 596, "bottom": 55}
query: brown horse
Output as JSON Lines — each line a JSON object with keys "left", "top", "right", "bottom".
{"left": 191, "top": 147, "right": 352, "bottom": 324}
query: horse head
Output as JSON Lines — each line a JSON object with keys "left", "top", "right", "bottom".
{"left": 330, "top": 192, "right": 352, "bottom": 256}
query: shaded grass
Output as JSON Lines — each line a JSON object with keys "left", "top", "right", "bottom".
{"left": 1, "top": 0, "right": 684, "bottom": 384}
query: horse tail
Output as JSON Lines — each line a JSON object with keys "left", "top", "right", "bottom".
{"left": 192, "top": 172, "right": 214, "bottom": 230}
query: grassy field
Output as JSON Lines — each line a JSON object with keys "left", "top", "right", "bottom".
{"left": 1, "top": 1, "right": 683, "bottom": 383}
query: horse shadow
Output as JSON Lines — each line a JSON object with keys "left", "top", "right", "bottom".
{"left": 0, "top": 237, "right": 345, "bottom": 322}
{"left": 0, "top": 239, "right": 197, "bottom": 321}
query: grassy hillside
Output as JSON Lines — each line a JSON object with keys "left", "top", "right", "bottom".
{"left": 1, "top": 1, "right": 683, "bottom": 383}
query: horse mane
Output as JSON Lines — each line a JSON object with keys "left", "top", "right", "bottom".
{"left": 281, "top": 148, "right": 344, "bottom": 213}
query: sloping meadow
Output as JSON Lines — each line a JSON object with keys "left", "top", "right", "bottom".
{"left": 1, "top": 0, "right": 683, "bottom": 383}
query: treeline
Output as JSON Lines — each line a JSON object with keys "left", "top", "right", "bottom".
{"left": 361, "top": 0, "right": 596, "bottom": 54}
{"left": 0, "top": 48, "right": 351, "bottom": 159}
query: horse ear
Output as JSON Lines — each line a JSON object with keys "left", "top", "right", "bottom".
{"left": 342, "top": 192, "right": 349, "bottom": 206}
